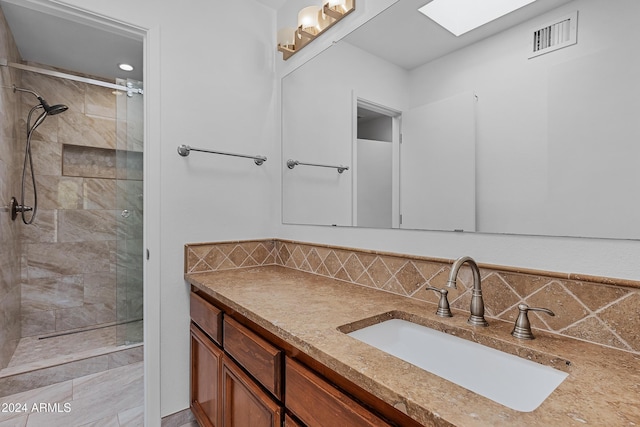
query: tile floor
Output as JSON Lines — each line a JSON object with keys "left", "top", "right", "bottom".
{"left": 0, "top": 361, "right": 143, "bottom": 426}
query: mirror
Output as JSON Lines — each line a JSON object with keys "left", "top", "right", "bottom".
{"left": 282, "top": 0, "right": 640, "bottom": 240}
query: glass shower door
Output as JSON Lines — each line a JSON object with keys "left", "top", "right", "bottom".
{"left": 115, "top": 79, "right": 144, "bottom": 345}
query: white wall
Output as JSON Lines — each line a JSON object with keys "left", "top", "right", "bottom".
{"left": 407, "top": 0, "right": 640, "bottom": 239}
{"left": 54, "top": 0, "right": 278, "bottom": 423}
{"left": 281, "top": 41, "right": 408, "bottom": 225}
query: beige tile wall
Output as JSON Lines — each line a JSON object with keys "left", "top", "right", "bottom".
{"left": 15, "top": 65, "right": 140, "bottom": 338}
{"left": 0, "top": 7, "right": 23, "bottom": 369}
{"left": 185, "top": 239, "right": 640, "bottom": 355}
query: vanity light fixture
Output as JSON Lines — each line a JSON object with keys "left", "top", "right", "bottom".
{"left": 277, "top": 0, "right": 355, "bottom": 60}
{"left": 118, "top": 63, "right": 134, "bottom": 72}
{"left": 419, "top": 0, "right": 537, "bottom": 36}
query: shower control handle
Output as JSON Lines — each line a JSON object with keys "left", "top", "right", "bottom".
{"left": 121, "top": 209, "right": 131, "bottom": 218}
{"left": 9, "top": 197, "right": 33, "bottom": 221}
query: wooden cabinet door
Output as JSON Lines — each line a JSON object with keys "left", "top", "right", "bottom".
{"left": 221, "top": 355, "right": 282, "bottom": 427}
{"left": 191, "top": 322, "right": 223, "bottom": 427}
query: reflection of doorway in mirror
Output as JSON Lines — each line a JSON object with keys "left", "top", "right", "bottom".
{"left": 354, "top": 99, "right": 401, "bottom": 229}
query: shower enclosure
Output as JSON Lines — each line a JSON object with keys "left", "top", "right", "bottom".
{"left": 0, "top": 61, "right": 144, "bottom": 395}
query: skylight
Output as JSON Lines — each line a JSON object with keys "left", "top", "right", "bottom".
{"left": 418, "top": 0, "right": 537, "bottom": 36}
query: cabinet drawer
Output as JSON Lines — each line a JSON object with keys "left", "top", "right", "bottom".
{"left": 191, "top": 292, "right": 223, "bottom": 345}
{"left": 223, "top": 317, "right": 282, "bottom": 400}
{"left": 286, "top": 358, "right": 391, "bottom": 427}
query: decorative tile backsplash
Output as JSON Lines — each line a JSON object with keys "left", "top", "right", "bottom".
{"left": 185, "top": 239, "right": 640, "bottom": 354}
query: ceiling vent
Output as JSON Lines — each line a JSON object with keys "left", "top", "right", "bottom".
{"left": 529, "top": 11, "right": 578, "bottom": 58}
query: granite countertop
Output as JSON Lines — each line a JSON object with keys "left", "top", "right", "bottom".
{"left": 186, "top": 265, "right": 640, "bottom": 427}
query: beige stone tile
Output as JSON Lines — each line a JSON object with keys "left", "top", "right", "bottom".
{"left": 21, "top": 275, "right": 84, "bottom": 313}
{"left": 62, "top": 145, "right": 116, "bottom": 179}
{"left": 85, "top": 85, "right": 116, "bottom": 120}
{"left": 58, "top": 112, "right": 116, "bottom": 150}
{"left": 83, "top": 272, "right": 116, "bottom": 306}
{"left": 115, "top": 151, "right": 143, "bottom": 181}
{"left": 6, "top": 327, "right": 117, "bottom": 372}
{"left": 598, "top": 293, "right": 640, "bottom": 352}
{"left": 526, "top": 281, "right": 590, "bottom": 331}
{"left": 21, "top": 67, "right": 86, "bottom": 114}
{"left": 83, "top": 179, "right": 116, "bottom": 210}
{"left": 480, "top": 273, "right": 521, "bottom": 318}
{"left": 117, "top": 404, "right": 143, "bottom": 427}
{"left": 562, "top": 316, "right": 630, "bottom": 351}
{"left": 58, "top": 210, "right": 116, "bottom": 242}
{"left": 31, "top": 140, "right": 62, "bottom": 177}
{"left": 0, "top": 380, "right": 72, "bottom": 424}
{"left": 25, "top": 175, "right": 83, "bottom": 210}
{"left": 26, "top": 241, "right": 112, "bottom": 279}
{"left": 18, "top": 210, "right": 57, "bottom": 244}
{"left": 0, "top": 356, "right": 108, "bottom": 398}
{"left": 78, "top": 415, "right": 119, "bottom": 427}
{"left": 0, "top": 287, "right": 20, "bottom": 369}
{"left": 563, "top": 280, "right": 630, "bottom": 311}
{"left": 0, "top": 415, "right": 28, "bottom": 426}
{"left": 55, "top": 303, "right": 115, "bottom": 331}
{"left": 20, "top": 311, "right": 56, "bottom": 338}
{"left": 71, "top": 361, "right": 142, "bottom": 400}
{"left": 107, "top": 346, "right": 143, "bottom": 370}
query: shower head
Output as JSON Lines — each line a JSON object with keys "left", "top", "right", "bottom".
{"left": 13, "top": 85, "right": 68, "bottom": 115}
{"left": 39, "top": 98, "right": 68, "bottom": 115}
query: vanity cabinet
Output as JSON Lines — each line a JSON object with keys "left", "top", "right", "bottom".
{"left": 190, "top": 290, "right": 417, "bottom": 427}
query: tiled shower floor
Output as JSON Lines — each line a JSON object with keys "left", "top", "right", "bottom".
{"left": 0, "top": 325, "right": 143, "bottom": 399}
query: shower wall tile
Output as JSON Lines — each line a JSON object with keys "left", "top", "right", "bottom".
{"left": 26, "top": 241, "right": 112, "bottom": 279}
{"left": 84, "top": 272, "right": 116, "bottom": 306}
{"left": 56, "top": 303, "right": 115, "bottom": 331}
{"left": 21, "top": 275, "right": 84, "bottom": 312}
{"left": 58, "top": 209, "right": 116, "bottom": 242}
{"left": 62, "top": 145, "right": 116, "bottom": 179}
{"left": 0, "top": 287, "right": 21, "bottom": 371}
{"left": 16, "top": 62, "right": 140, "bottom": 340}
{"left": 85, "top": 85, "right": 117, "bottom": 119}
{"left": 19, "top": 209, "right": 57, "bottom": 244}
{"left": 27, "top": 175, "right": 84, "bottom": 210}
{"left": 0, "top": 6, "right": 23, "bottom": 369}
{"left": 83, "top": 179, "right": 116, "bottom": 209}
{"left": 17, "top": 106, "right": 58, "bottom": 143}
{"left": 30, "top": 139, "right": 62, "bottom": 177}
{"left": 21, "top": 67, "right": 86, "bottom": 114}
{"left": 21, "top": 311, "right": 56, "bottom": 337}
{"left": 58, "top": 111, "right": 116, "bottom": 150}
{"left": 116, "top": 150, "right": 143, "bottom": 181}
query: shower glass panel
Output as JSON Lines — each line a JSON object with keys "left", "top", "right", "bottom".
{"left": 115, "top": 78, "right": 144, "bottom": 346}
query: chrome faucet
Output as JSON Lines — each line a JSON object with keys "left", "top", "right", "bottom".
{"left": 446, "top": 256, "right": 488, "bottom": 326}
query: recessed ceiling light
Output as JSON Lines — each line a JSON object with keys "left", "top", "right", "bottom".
{"left": 419, "top": 0, "right": 537, "bottom": 37}
{"left": 118, "top": 63, "right": 134, "bottom": 72}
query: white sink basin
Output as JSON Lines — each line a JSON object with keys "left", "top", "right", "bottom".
{"left": 347, "top": 319, "right": 568, "bottom": 412}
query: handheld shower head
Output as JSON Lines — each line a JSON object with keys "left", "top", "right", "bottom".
{"left": 13, "top": 85, "right": 68, "bottom": 115}
{"left": 38, "top": 98, "right": 68, "bottom": 115}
